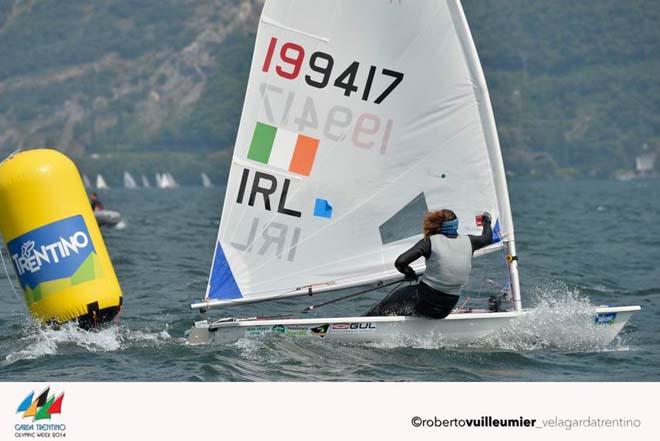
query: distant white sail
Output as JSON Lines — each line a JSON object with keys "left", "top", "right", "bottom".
{"left": 201, "top": 173, "right": 213, "bottom": 188}
{"left": 123, "top": 171, "right": 138, "bottom": 189}
{"left": 156, "top": 172, "right": 178, "bottom": 189}
{"left": 141, "top": 175, "right": 151, "bottom": 187}
{"left": 165, "top": 173, "right": 179, "bottom": 188}
{"left": 82, "top": 174, "right": 92, "bottom": 189}
{"left": 202, "top": 0, "right": 514, "bottom": 307}
{"left": 96, "top": 174, "right": 109, "bottom": 190}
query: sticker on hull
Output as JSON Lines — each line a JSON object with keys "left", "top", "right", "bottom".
{"left": 242, "top": 322, "right": 378, "bottom": 338}
{"left": 594, "top": 312, "right": 617, "bottom": 325}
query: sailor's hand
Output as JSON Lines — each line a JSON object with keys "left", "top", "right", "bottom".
{"left": 481, "top": 211, "right": 492, "bottom": 223}
{"left": 404, "top": 271, "right": 418, "bottom": 282}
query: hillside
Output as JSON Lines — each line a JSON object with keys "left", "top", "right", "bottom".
{"left": 463, "top": 0, "right": 659, "bottom": 176}
{"left": 0, "top": 0, "right": 259, "bottom": 160}
{"left": 0, "top": 0, "right": 658, "bottom": 179}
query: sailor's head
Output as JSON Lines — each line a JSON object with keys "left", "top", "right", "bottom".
{"left": 423, "top": 209, "right": 458, "bottom": 238}
{"left": 91, "top": 192, "right": 98, "bottom": 200}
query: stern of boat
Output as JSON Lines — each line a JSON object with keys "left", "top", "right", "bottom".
{"left": 185, "top": 320, "right": 210, "bottom": 344}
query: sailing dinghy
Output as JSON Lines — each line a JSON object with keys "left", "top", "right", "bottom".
{"left": 123, "top": 171, "right": 138, "bottom": 189}
{"left": 96, "top": 174, "right": 109, "bottom": 190}
{"left": 187, "top": 0, "right": 639, "bottom": 345}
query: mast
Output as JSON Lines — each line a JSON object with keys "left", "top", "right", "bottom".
{"left": 448, "top": 0, "right": 522, "bottom": 311}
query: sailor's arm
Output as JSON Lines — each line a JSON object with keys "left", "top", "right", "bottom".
{"left": 469, "top": 212, "right": 493, "bottom": 252}
{"left": 394, "top": 238, "right": 431, "bottom": 280}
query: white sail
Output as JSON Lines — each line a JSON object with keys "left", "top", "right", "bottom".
{"left": 199, "top": 0, "right": 516, "bottom": 308}
{"left": 96, "top": 174, "right": 109, "bottom": 190}
{"left": 141, "top": 175, "right": 151, "bottom": 187}
{"left": 156, "top": 172, "right": 178, "bottom": 189}
{"left": 201, "top": 173, "right": 213, "bottom": 188}
{"left": 163, "top": 172, "right": 178, "bottom": 189}
{"left": 82, "top": 174, "right": 92, "bottom": 189}
{"left": 123, "top": 171, "right": 138, "bottom": 189}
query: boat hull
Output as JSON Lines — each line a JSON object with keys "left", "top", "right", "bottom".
{"left": 94, "top": 209, "right": 121, "bottom": 227}
{"left": 186, "top": 306, "right": 640, "bottom": 346}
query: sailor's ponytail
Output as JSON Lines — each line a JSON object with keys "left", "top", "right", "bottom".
{"left": 423, "top": 209, "right": 457, "bottom": 238}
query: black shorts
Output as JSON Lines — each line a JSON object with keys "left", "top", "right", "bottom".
{"left": 365, "top": 281, "right": 459, "bottom": 319}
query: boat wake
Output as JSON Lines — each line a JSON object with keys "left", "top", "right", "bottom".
{"left": 2, "top": 320, "right": 172, "bottom": 366}
{"left": 483, "top": 287, "right": 631, "bottom": 352}
{"left": 368, "top": 286, "right": 632, "bottom": 352}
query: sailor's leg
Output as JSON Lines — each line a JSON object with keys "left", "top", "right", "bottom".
{"left": 365, "top": 284, "right": 418, "bottom": 316}
{"left": 414, "top": 282, "right": 460, "bottom": 319}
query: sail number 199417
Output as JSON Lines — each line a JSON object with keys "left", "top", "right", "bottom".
{"left": 262, "top": 37, "right": 404, "bottom": 105}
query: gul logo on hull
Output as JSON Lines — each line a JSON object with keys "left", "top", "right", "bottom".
{"left": 7, "top": 215, "right": 95, "bottom": 289}
{"left": 331, "top": 323, "right": 376, "bottom": 331}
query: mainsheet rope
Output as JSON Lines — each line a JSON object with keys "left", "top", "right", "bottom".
{"left": 0, "top": 244, "right": 26, "bottom": 310}
{"left": 302, "top": 279, "right": 404, "bottom": 313}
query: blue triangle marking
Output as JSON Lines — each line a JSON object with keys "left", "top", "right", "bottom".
{"left": 207, "top": 241, "right": 242, "bottom": 300}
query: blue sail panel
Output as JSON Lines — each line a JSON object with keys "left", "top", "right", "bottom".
{"left": 492, "top": 219, "right": 502, "bottom": 243}
{"left": 206, "top": 241, "right": 242, "bottom": 300}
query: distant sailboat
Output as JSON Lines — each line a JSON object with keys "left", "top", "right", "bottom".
{"left": 94, "top": 173, "right": 120, "bottom": 225}
{"left": 141, "top": 175, "right": 150, "bottom": 188}
{"left": 123, "top": 171, "right": 138, "bottom": 189}
{"left": 155, "top": 172, "right": 178, "bottom": 189}
{"left": 201, "top": 173, "right": 213, "bottom": 188}
{"left": 82, "top": 174, "right": 92, "bottom": 189}
{"left": 96, "top": 174, "right": 109, "bottom": 190}
{"left": 162, "top": 173, "right": 178, "bottom": 189}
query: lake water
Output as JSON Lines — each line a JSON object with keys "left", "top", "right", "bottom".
{"left": 0, "top": 179, "right": 658, "bottom": 381}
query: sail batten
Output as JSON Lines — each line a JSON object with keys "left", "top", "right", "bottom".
{"left": 199, "top": 0, "right": 514, "bottom": 309}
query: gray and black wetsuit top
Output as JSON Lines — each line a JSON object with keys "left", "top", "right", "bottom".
{"left": 394, "top": 218, "right": 493, "bottom": 295}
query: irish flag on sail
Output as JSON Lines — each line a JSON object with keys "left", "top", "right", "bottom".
{"left": 247, "top": 122, "right": 319, "bottom": 176}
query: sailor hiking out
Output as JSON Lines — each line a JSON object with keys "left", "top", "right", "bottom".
{"left": 366, "top": 209, "right": 492, "bottom": 319}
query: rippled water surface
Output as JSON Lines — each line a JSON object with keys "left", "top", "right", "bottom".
{"left": 1, "top": 180, "right": 658, "bottom": 381}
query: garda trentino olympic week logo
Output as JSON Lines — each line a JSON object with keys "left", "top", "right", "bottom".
{"left": 16, "top": 387, "right": 64, "bottom": 421}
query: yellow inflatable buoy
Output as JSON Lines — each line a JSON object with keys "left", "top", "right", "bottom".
{"left": 0, "top": 149, "right": 122, "bottom": 328}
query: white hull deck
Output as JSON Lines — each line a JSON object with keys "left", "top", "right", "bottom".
{"left": 186, "top": 305, "right": 640, "bottom": 346}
